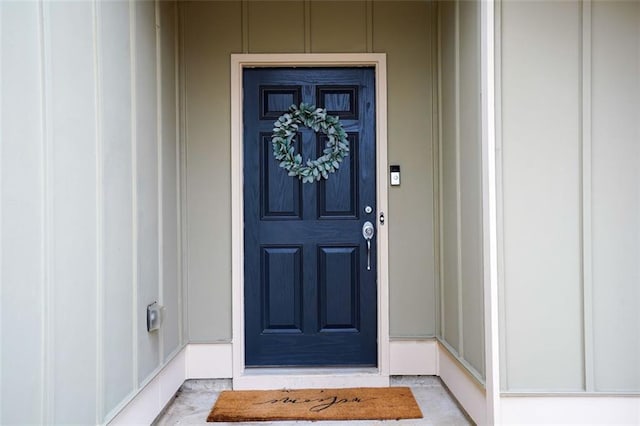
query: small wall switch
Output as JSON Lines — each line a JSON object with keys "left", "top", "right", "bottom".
{"left": 390, "top": 165, "right": 401, "bottom": 186}
{"left": 147, "top": 302, "right": 162, "bottom": 332}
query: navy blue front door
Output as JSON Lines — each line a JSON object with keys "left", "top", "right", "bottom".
{"left": 243, "top": 67, "right": 376, "bottom": 367}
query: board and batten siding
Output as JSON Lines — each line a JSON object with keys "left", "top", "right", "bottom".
{"left": 499, "top": 0, "right": 640, "bottom": 392}
{"left": 437, "top": 0, "right": 485, "bottom": 380}
{"left": 0, "top": 1, "right": 182, "bottom": 424}
{"left": 181, "top": 0, "right": 438, "bottom": 341}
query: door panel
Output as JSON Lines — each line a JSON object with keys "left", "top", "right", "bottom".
{"left": 318, "top": 245, "right": 360, "bottom": 331}
{"left": 261, "top": 246, "right": 303, "bottom": 333}
{"left": 318, "top": 134, "right": 358, "bottom": 218}
{"left": 260, "top": 133, "right": 302, "bottom": 219}
{"left": 244, "top": 67, "right": 376, "bottom": 367}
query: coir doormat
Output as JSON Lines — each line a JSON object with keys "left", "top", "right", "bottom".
{"left": 207, "top": 386, "right": 423, "bottom": 422}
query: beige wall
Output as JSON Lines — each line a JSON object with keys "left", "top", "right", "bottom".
{"left": 438, "top": 0, "right": 485, "bottom": 380}
{"left": 181, "top": 0, "right": 438, "bottom": 341}
{"left": 499, "top": 0, "right": 639, "bottom": 392}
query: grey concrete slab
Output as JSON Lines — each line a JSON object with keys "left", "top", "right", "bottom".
{"left": 154, "top": 377, "right": 472, "bottom": 425}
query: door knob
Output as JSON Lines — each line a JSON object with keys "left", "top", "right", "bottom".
{"left": 362, "top": 221, "right": 375, "bottom": 271}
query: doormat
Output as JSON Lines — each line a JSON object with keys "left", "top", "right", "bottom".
{"left": 207, "top": 387, "right": 423, "bottom": 422}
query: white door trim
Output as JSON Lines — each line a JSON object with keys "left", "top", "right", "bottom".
{"left": 230, "top": 53, "right": 389, "bottom": 389}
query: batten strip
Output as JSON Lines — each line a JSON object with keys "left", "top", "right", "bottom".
{"left": 129, "top": 0, "right": 139, "bottom": 394}
{"left": 0, "top": 2, "right": 4, "bottom": 421}
{"left": 173, "top": 0, "right": 184, "bottom": 347}
{"left": 494, "top": 0, "right": 508, "bottom": 392}
{"left": 39, "top": 1, "right": 55, "bottom": 422}
{"left": 366, "top": 0, "right": 373, "bottom": 53}
{"left": 154, "top": 0, "right": 165, "bottom": 367}
{"left": 454, "top": 0, "right": 465, "bottom": 359}
{"left": 431, "top": 1, "right": 442, "bottom": 340}
{"left": 92, "top": 0, "right": 105, "bottom": 421}
{"left": 436, "top": 1, "right": 446, "bottom": 340}
{"left": 304, "top": 0, "right": 311, "bottom": 53}
{"left": 241, "top": 0, "right": 248, "bottom": 53}
{"left": 177, "top": 1, "right": 190, "bottom": 343}
{"left": 580, "top": 0, "right": 594, "bottom": 393}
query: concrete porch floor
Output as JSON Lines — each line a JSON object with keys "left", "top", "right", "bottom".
{"left": 154, "top": 376, "right": 473, "bottom": 425}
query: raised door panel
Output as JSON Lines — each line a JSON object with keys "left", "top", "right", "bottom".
{"left": 318, "top": 246, "right": 360, "bottom": 332}
{"left": 317, "top": 134, "right": 358, "bottom": 219}
{"left": 260, "top": 133, "right": 302, "bottom": 219}
{"left": 261, "top": 247, "right": 303, "bottom": 333}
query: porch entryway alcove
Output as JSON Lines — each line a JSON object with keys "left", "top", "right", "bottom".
{"left": 9, "top": 0, "right": 638, "bottom": 425}
{"left": 0, "top": 1, "right": 496, "bottom": 424}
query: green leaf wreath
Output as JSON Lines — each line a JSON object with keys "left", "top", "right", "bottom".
{"left": 271, "top": 103, "right": 349, "bottom": 183}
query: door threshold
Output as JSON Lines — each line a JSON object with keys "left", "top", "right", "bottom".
{"left": 233, "top": 367, "right": 389, "bottom": 390}
{"left": 244, "top": 367, "right": 380, "bottom": 375}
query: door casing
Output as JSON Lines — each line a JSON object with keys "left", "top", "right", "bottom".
{"left": 230, "top": 54, "right": 389, "bottom": 389}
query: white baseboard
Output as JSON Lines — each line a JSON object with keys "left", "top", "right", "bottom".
{"left": 437, "top": 343, "right": 487, "bottom": 425}
{"left": 500, "top": 395, "right": 640, "bottom": 425}
{"left": 186, "top": 343, "right": 233, "bottom": 379}
{"left": 108, "top": 348, "right": 187, "bottom": 425}
{"left": 108, "top": 343, "right": 233, "bottom": 425}
{"left": 390, "top": 339, "right": 438, "bottom": 375}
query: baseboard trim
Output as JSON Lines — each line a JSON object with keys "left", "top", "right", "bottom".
{"left": 390, "top": 339, "right": 438, "bottom": 375}
{"left": 186, "top": 343, "right": 232, "bottom": 379}
{"left": 108, "top": 343, "right": 233, "bottom": 425}
{"left": 108, "top": 347, "right": 187, "bottom": 425}
{"left": 500, "top": 395, "right": 640, "bottom": 425}
{"left": 437, "top": 342, "right": 487, "bottom": 425}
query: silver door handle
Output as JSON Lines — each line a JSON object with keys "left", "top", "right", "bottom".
{"left": 362, "top": 221, "right": 375, "bottom": 271}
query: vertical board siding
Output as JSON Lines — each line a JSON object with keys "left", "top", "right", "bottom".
{"left": 248, "top": 1, "right": 305, "bottom": 53}
{"left": 48, "top": 1, "right": 98, "bottom": 422}
{"left": 98, "top": 0, "right": 135, "bottom": 415}
{"left": 183, "top": 1, "right": 241, "bottom": 342}
{"left": 0, "top": 2, "right": 44, "bottom": 423}
{"left": 372, "top": 1, "right": 436, "bottom": 337}
{"left": 499, "top": 0, "right": 640, "bottom": 393}
{"left": 0, "top": 0, "right": 182, "bottom": 423}
{"left": 438, "top": 0, "right": 485, "bottom": 379}
{"left": 182, "top": 0, "right": 437, "bottom": 341}
{"left": 591, "top": 0, "right": 640, "bottom": 392}
{"left": 310, "top": 1, "right": 367, "bottom": 53}
{"left": 134, "top": 0, "right": 160, "bottom": 384}
{"left": 500, "top": 0, "right": 584, "bottom": 391}
{"left": 160, "top": 0, "right": 181, "bottom": 360}
{"left": 458, "top": 0, "right": 484, "bottom": 377}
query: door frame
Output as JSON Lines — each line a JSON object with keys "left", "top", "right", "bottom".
{"left": 230, "top": 54, "right": 389, "bottom": 389}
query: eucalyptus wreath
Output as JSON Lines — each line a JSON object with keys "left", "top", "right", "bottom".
{"left": 271, "top": 102, "right": 349, "bottom": 183}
